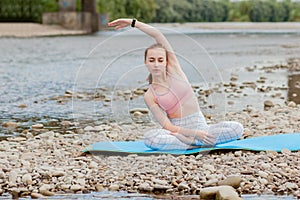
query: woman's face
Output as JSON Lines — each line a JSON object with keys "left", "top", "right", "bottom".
{"left": 144, "top": 48, "right": 167, "bottom": 75}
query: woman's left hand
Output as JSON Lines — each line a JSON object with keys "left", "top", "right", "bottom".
{"left": 194, "top": 130, "right": 216, "bottom": 146}
{"left": 170, "top": 132, "right": 195, "bottom": 146}
{"left": 108, "top": 18, "right": 132, "bottom": 30}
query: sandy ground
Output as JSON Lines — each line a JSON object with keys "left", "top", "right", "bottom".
{"left": 0, "top": 23, "right": 88, "bottom": 37}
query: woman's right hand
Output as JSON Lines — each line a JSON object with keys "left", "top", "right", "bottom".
{"left": 107, "top": 18, "right": 133, "bottom": 30}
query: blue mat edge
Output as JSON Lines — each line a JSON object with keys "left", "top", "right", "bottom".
{"left": 83, "top": 133, "right": 300, "bottom": 155}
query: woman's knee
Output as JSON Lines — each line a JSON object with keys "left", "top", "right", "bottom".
{"left": 144, "top": 129, "right": 169, "bottom": 150}
{"left": 230, "top": 121, "right": 244, "bottom": 138}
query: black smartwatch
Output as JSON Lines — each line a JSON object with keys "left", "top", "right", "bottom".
{"left": 131, "top": 18, "right": 136, "bottom": 28}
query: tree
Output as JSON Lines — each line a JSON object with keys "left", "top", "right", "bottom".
{"left": 98, "top": 0, "right": 155, "bottom": 22}
{"left": 249, "top": 0, "right": 272, "bottom": 22}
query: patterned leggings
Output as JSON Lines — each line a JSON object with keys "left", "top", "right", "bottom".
{"left": 144, "top": 112, "right": 244, "bottom": 150}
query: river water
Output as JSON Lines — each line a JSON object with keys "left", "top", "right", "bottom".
{"left": 1, "top": 27, "right": 300, "bottom": 136}
{"left": 1, "top": 27, "right": 299, "bottom": 199}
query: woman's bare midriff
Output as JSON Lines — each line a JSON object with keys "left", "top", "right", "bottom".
{"left": 167, "top": 96, "right": 200, "bottom": 119}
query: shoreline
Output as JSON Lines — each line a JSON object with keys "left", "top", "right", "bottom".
{"left": 0, "top": 23, "right": 89, "bottom": 38}
{"left": 1, "top": 22, "right": 300, "bottom": 38}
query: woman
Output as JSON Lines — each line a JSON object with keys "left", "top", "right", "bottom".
{"left": 108, "top": 18, "right": 244, "bottom": 150}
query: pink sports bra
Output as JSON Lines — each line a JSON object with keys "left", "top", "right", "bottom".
{"left": 150, "top": 73, "right": 194, "bottom": 115}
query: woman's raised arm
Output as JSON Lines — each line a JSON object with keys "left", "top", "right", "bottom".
{"left": 108, "top": 18, "right": 187, "bottom": 80}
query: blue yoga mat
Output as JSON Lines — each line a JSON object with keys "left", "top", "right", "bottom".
{"left": 84, "top": 133, "right": 300, "bottom": 155}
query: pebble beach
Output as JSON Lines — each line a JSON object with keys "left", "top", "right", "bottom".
{"left": 1, "top": 22, "right": 300, "bottom": 199}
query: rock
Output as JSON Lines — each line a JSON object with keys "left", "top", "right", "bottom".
{"left": 133, "top": 111, "right": 143, "bottom": 118}
{"left": 104, "top": 97, "right": 111, "bottom": 102}
{"left": 108, "top": 184, "right": 119, "bottom": 191}
{"left": 70, "top": 184, "right": 82, "bottom": 191}
{"left": 8, "top": 137, "right": 27, "bottom": 142}
{"left": 178, "top": 182, "right": 190, "bottom": 190}
{"left": 216, "top": 185, "right": 242, "bottom": 200}
{"left": 287, "top": 101, "right": 297, "bottom": 108}
{"left": 0, "top": 171, "right": 5, "bottom": 179}
{"left": 204, "top": 179, "right": 218, "bottom": 187}
{"left": 151, "top": 178, "right": 168, "bottom": 186}
{"left": 11, "top": 188, "right": 20, "bottom": 199}
{"left": 200, "top": 186, "right": 220, "bottom": 199}
{"left": 89, "top": 161, "right": 98, "bottom": 169}
{"left": 230, "top": 75, "right": 238, "bottom": 81}
{"left": 2, "top": 121, "right": 18, "bottom": 129}
{"left": 61, "top": 184, "right": 71, "bottom": 190}
{"left": 123, "top": 90, "right": 132, "bottom": 95}
{"left": 60, "top": 121, "right": 72, "bottom": 126}
{"left": 95, "top": 184, "right": 104, "bottom": 192}
{"left": 257, "top": 171, "right": 268, "bottom": 179}
{"left": 52, "top": 171, "right": 66, "bottom": 177}
{"left": 84, "top": 126, "right": 95, "bottom": 132}
{"left": 134, "top": 89, "right": 145, "bottom": 95}
{"left": 203, "top": 164, "right": 215, "bottom": 172}
{"left": 139, "top": 182, "right": 153, "bottom": 192}
{"left": 261, "top": 163, "right": 271, "bottom": 169}
{"left": 259, "top": 178, "right": 268, "bottom": 185}
{"left": 218, "top": 176, "right": 241, "bottom": 189}
{"left": 8, "top": 170, "right": 18, "bottom": 185}
{"left": 21, "top": 159, "right": 31, "bottom": 168}
{"left": 75, "top": 178, "right": 85, "bottom": 186}
{"left": 18, "top": 104, "right": 27, "bottom": 108}
{"left": 285, "top": 182, "right": 298, "bottom": 190}
{"left": 39, "top": 184, "right": 54, "bottom": 196}
{"left": 153, "top": 184, "right": 172, "bottom": 190}
{"left": 65, "top": 90, "right": 74, "bottom": 95}
{"left": 31, "top": 124, "right": 44, "bottom": 129}
{"left": 200, "top": 186, "right": 241, "bottom": 200}
{"left": 129, "top": 108, "right": 149, "bottom": 114}
{"left": 39, "top": 190, "right": 54, "bottom": 196}
{"left": 31, "top": 193, "right": 44, "bottom": 199}
{"left": 22, "top": 174, "right": 33, "bottom": 185}
{"left": 264, "top": 100, "right": 274, "bottom": 110}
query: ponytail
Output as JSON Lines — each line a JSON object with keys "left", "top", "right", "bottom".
{"left": 147, "top": 74, "right": 152, "bottom": 84}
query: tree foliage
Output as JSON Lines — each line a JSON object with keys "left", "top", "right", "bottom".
{"left": 98, "top": 0, "right": 155, "bottom": 22}
{"left": 1, "top": 0, "right": 299, "bottom": 23}
{"left": 99, "top": 0, "right": 300, "bottom": 22}
{"left": 0, "top": 0, "right": 44, "bottom": 22}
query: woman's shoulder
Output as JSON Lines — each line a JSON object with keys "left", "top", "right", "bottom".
{"left": 144, "top": 88, "right": 158, "bottom": 106}
{"left": 144, "top": 88, "right": 154, "bottom": 99}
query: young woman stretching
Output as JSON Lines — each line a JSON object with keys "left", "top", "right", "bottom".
{"left": 108, "top": 18, "right": 244, "bottom": 150}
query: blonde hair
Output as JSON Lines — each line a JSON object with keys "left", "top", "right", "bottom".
{"left": 144, "top": 44, "right": 168, "bottom": 84}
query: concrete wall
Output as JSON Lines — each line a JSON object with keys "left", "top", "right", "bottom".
{"left": 42, "top": 0, "right": 100, "bottom": 33}
{"left": 42, "top": 12, "right": 98, "bottom": 33}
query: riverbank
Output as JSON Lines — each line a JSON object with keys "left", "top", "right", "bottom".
{"left": 1, "top": 22, "right": 300, "bottom": 38}
{"left": 1, "top": 59, "right": 300, "bottom": 199}
{"left": 0, "top": 23, "right": 88, "bottom": 37}
{"left": 152, "top": 22, "right": 300, "bottom": 30}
